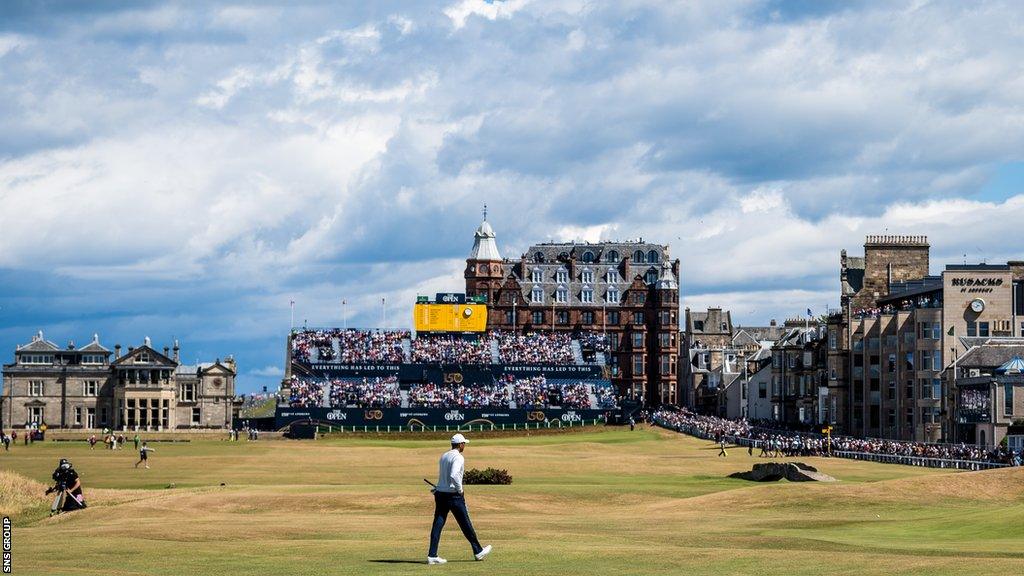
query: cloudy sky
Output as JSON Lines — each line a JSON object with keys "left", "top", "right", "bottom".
{"left": 2, "top": 0, "right": 1024, "bottom": 393}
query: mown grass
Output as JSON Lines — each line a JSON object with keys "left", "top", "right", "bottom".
{"left": 1, "top": 426, "right": 1022, "bottom": 575}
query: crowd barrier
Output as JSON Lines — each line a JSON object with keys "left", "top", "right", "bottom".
{"left": 832, "top": 450, "right": 1008, "bottom": 470}
{"left": 652, "top": 418, "right": 1011, "bottom": 470}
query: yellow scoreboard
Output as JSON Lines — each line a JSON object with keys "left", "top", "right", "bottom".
{"left": 414, "top": 303, "right": 487, "bottom": 332}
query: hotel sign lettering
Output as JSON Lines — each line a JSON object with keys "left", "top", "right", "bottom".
{"left": 951, "top": 277, "right": 1003, "bottom": 293}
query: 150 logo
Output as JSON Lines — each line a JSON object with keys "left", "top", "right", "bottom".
{"left": 363, "top": 410, "right": 384, "bottom": 420}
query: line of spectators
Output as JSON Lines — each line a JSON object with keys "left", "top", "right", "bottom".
{"left": 495, "top": 331, "right": 575, "bottom": 364}
{"left": 291, "top": 329, "right": 408, "bottom": 363}
{"left": 411, "top": 334, "right": 492, "bottom": 364}
{"left": 652, "top": 408, "right": 1020, "bottom": 465}
{"left": 407, "top": 382, "right": 510, "bottom": 409}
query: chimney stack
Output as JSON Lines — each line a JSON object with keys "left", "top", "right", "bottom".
{"left": 173, "top": 340, "right": 180, "bottom": 362}
{"left": 115, "top": 344, "right": 122, "bottom": 357}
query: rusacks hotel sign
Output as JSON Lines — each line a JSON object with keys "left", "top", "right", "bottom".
{"left": 950, "top": 277, "right": 1003, "bottom": 294}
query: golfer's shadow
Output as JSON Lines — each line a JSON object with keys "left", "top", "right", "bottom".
{"left": 370, "top": 559, "right": 473, "bottom": 564}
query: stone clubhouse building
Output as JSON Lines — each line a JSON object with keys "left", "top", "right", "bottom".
{"left": 1, "top": 332, "right": 241, "bottom": 431}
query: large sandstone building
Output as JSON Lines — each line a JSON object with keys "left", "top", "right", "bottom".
{"left": 830, "top": 235, "right": 1024, "bottom": 442}
{"left": 464, "top": 216, "right": 681, "bottom": 405}
{"left": 1, "top": 332, "right": 241, "bottom": 431}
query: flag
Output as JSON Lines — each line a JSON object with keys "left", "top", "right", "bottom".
{"left": 807, "top": 308, "right": 812, "bottom": 317}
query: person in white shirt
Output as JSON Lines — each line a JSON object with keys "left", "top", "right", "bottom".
{"left": 427, "top": 433, "right": 492, "bottom": 565}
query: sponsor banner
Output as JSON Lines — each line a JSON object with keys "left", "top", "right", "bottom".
{"left": 275, "top": 407, "right": 607, "bottom": 429}
{"left": 302, "top": 363, "right": 402, "bottom": 377}
{"left": 435, "top": 293, "right": 467, "bottom": 304}
{"left": 496, "top": 364, "right": 605, "bottom": 379}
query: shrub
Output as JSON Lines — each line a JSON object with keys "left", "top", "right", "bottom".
{"left": 463, "top": 467, "right": 513, "bottom": 485}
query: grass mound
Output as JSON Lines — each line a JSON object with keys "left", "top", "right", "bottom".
{"left": 0, "top": 470, "right": 48, "bottom": 519}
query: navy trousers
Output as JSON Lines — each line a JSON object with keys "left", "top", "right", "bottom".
{"left": 428, "top": 492, "right": 482, "bottom": 557}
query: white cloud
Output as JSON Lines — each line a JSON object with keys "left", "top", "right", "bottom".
{"left": 3, "top": 1, "right": 1024, "bottom": 391}
{"left": 444, "top": 0, "right": 531, "bottom": 29}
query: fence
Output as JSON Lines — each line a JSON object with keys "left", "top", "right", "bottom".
{"left": 832, "top": 451, "right": 1008, "bottom": 470}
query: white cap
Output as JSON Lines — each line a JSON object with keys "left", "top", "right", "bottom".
{"left": 450, "top": 433, "right": 469, "bottom": 444}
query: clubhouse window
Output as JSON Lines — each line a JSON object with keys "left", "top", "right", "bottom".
{"left": 29, "top": 380, "right": 44, "bottom": 396}
{"left": 191, "top": 407, "right": 201, "bottom": 425}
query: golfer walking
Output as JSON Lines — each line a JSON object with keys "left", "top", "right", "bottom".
{"left": 135, "top": 441, "right": 155, "bottom": 469}
{"left": 426, "top": 433, "right": 491, "bottom": 565}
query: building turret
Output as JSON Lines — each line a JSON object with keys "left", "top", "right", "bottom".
{"left": 465, "top": 205, "right": 505, "bottom": 304}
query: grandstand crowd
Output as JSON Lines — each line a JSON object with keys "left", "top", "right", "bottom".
{"left": 653, "top": 408, "right": 1022, "bottom": 466}
{"left": 509, "top": 375, "right": 590, "bottom": 409}
{"left": 291, "top": 328, "right": 614, "bottom": 366}
{"left": 287, "top": 378, "right": 323, "bottom": 408}
{"left": 407, "top": 382, "right": 510, "bottom": 409}
{"left": 329, "top": 376, "right": 401, "bottom": 408}
{"left": 291, "top": 329, "right": 407, "bottom": 364}
{"left": 288, "top": 374, "right": 618, "bottom": 410}
{"left": 495, "top": 331, "right": 575, "bottom": 364}
{"left": 411, "top": 334, "right": 491, "bottom": 364}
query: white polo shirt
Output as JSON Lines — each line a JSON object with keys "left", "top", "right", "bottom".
{"left": 436, "top": 448, "right": 465, "bottom": 494}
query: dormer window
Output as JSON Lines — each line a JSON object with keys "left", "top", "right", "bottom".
{"left": 644, "top": 268, "right": 658, "bottom": 284}
{"left": 633, "top": 250, "right": 646, "bottom": 263}
{"left": 582, "top": 251, "right": 595, "bottom": 263}
{"left": 581, "top": 286, "right": 594, "bottom": 303}
{"left": 647, "top": 249, "right": 660, "bottom": 263}
{"left": 82, "top": 355, "right": 105, "bottom": 365}
{"left": 21, "top": 354, "right": 53, "bottom": 365}
{"left": 137, "top": 352, "right": 151, "bottom": 363}
{"left": 607, "top": 268, "right": 619, "bottom": 283}
{"left": 531, "top": 286, "right": 544, "bottom": 303}
{"left": 556, "top": 286, "right": 568, "bottom": 303}
{"left": 556, "top": 268, "right": 568, "bottom": 283}
{"left": 534, "top": 251, "right": 545, "bottom": 263}
{"left": 607, "top": 287, "right": 620, "bottom": 304}
{"left": 581, "top": 268, "right": 593, "bottom": 283}
{"left": 531, "top": 268, "right": 543, "bottom": 283}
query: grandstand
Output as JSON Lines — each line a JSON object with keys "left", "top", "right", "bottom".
{"left": 279, "top": 327, "right": 621, "bottom": 429}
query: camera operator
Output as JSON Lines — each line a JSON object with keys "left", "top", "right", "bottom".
{"left": 47, "top": 458, "right": 87, "bottom": 515}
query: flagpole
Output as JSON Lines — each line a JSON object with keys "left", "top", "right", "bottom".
{"left": 342, "top": 299, "right": 347, "bottom": 331}
{"left": 290, "top": 300, "right": 295, "bottom": 330}
{"left": 381, "top": 297, "right": 386, "bottom": 329}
